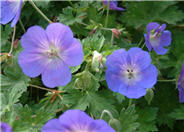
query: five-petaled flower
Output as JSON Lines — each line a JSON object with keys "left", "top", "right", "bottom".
{"left": 102, "top": 0, "right": 125, "bottom": 11}
{"left": 178, "top": 64, "right": 184, "bottom": 103}
{"left": 18, "top": 23, "right": 84, "bottom": 88}
{"left": 0, "top": 122, "right": 12, "bottom": 132}
{"left": 144, "top": 22, "right": 172, "bottom": 55}
{"left": 105, "top": 47, "right": 158, "bottom": 99}
{"left": 0, "top": 0, "right": 23, "bottom": 27}
{"left": 42, "top": 109, "right": 115, "bottom": 132}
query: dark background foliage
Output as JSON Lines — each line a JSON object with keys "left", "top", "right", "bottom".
{"left": 1, "top": 1, "right": 184, "bottom": 132}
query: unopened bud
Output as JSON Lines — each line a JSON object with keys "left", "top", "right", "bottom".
{"left": 112, "top": 28, "right": 121, "bottom": 39}
{"left": 109, "top": 118, "right": 121, "bottom": 132}
{"left": 92, "top": 51, "right": 103, "bottom": 72}
{"left": 145, "top": 88, "right": 154, "bottom": 105}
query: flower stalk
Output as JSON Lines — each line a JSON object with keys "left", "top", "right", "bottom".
{"left": 105, "top": 0, "right": 110, "bottom": 27}
{"left": 8, "top": 25, "right": 16, "bottom": 56}
{"left": 29, "top": 0, "right": 52, "bottom": 24}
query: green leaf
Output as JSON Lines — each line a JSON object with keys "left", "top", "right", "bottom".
{"left": 58, "top": 6, "right": 86, "bottom": 26}
{"left": 136, "top": 107, "right": 158, "bottom": 132}
{"left": 82, "top": 33, "right": 105, "bottom": 59}
{"left": 87, "top": 91, "right": 118, "bottom": 118}
{"left": 0, "top": 51, "right": 30, "bottom": 115}
{"left": 0, "top": 24, "right": 13, "bottom": 48}
{"left": 151, "top": 83, "right": 180, "bottom": 128}
{"left": 70, "top": 65, "right": 81, "bottom": 74}
{"left": 75, "top": 70, "right": 100, "bottom": 91}
{"left": 63, "top": 89, "right": 117, "bottom": 118}
{"left": 119, "top": 105, "right": 140, "bottom": 132}
{"left": 122, "top": 2, "right": 181, "bottom": 29}
{"left": 62, "top": 89, "right": 88, "bottom": 111}
{"left": 159, "top": 6, "right": 184, "bottom": 25}
{"left": 2, "top": 104, "right": 55, "bottom": 132}
{"left": 169, "top": 106, "right": 184, "bottom": 120}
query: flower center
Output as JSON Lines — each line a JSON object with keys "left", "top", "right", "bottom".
{"left": 126, "top": 68, "right": 135, "bottom": 79}
{"left": 45, "top": 45, "right": 60, "bottom": 59}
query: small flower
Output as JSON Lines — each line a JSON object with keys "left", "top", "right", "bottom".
{"left": 0, "top": 122, "right": 12, "bottom": 132}
{"left": 42, "top": 109, "right": 115, "bottom": 132}
{"left": 178, "top": 64, "right": 184, "bottom": 103}
{"left": 105, "top": 47, "right": 158, "bottom": 99}
{"left": 18, "top": 23, "right": 83, "bottom": 88}
{"left": 0, "top": 0, "right": 23, "bottom": 27}
{"left": 102, "top": 0, "right": 125, "bottom": 11}
{"left": 144, "top": 22, "right": 172, "bottom": 55}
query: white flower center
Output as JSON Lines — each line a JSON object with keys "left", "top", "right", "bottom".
{"left": 121, "top": 65, "right": 142, "bottom": 85}
{"left": 44, "top": 45, "right": 61, "bottom": 59}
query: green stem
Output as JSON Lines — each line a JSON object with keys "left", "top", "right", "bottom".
{"left": 157, "top": 79, "right": 176, "bottom": 82}
{"left": 79, "top": 22, "right": 112, "bottom": 31}
{"left": 138, "top": 38, "right": 143, "bottom": 47}
{"left": 19, "top": 19, "right": 26, "bottom": 33}
{"left": 29, "top": 84, "right": 53, "bottom": 92}
{"left": 128, "top": 99, "right": 133, "bottom": 107}
{"left": 8, "top": 25, "right": 16, "bottom": 56}
{"left": 111, "top": 31, "right": 114, "bottom": 45}
{"left": 29, "top": 0, "right": 52, "bottom": 24}
{"left": 141, "top": 42, "right": 145, "bottom": 49}
{"left": 100, "top": 110, "right": 114, "bottom": 120}
{"left": 105, "top": 0, "right": 110, "bottom": 27}
{"left": 68, "top": 0, "right": 74, "bottom": 8}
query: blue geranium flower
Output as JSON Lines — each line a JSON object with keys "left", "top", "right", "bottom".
{"left": 105, "top": 47, "right": 158, "bottom": 99}
{"left": 178, "top": 64, "right": 184, "bottom": 103}
{"left": 0, "top": 0, "right": 23, "bottom": 27}
{"left": 144, "top": 22, "right": 172, "bottom": 55}
{"left": 18, "top": 23, "right": 84, "bottom": 88}
{"left": 102, "top": 0, "right": 125, "bottom": 11}
{"left": 0, "top": 122, "right": 12, "bottom": 132}
{"left": 42, "top": 109, "right": 115, "bottom": 132}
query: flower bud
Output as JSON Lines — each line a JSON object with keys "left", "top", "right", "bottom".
{"left": 145, "top": 88, "right": 154, "bottom": 105}
{"left": 109, "top": 118, "right": 121, "bottom": 132}
{"left": 112, "top": 28, "right": 121, "bottom": 39}
{"left": 92, "top": 51, "right": 103, "bottom": 72}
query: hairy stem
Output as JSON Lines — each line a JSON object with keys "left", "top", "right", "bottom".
{"left": 29, "top": 0, "right": 52, "bottom": 24}
{"left": 29, "top": 84, "right": 53, "bottom": 92}
{"left": 8, "top": 25, "right": 16, "bottom": 56}
{"left": 105, "top": 0, "right": 110, "bottom": 27}
{"left": 19, "top": 18, "right": 26, "bottom": 33}
{"left": 157, "top": 79, "right": 176, "bottom": 82}
{"left": 100, "top": 110, "right": 114, "bottom": 120}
